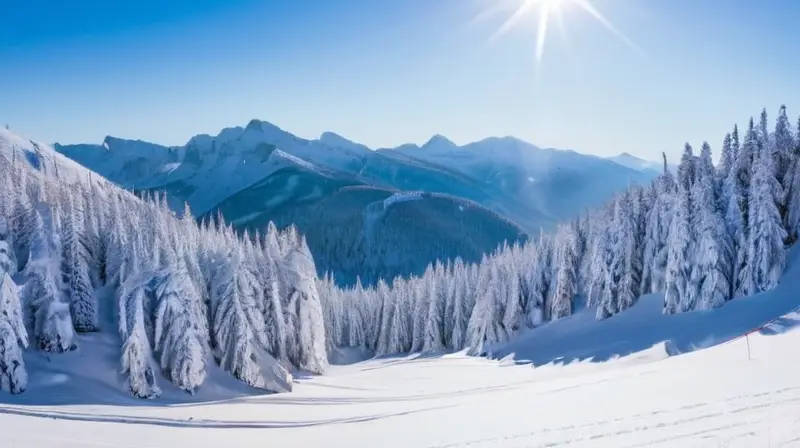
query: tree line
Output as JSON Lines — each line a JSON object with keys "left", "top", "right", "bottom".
{"left": 317, "top": 105, "right": 800, "bottom": 358}
{"left": 0, "top": 150, "right": 327, "bottom": 397}
{"left": 0, "top": 105, "right": 797, "bottom": 398}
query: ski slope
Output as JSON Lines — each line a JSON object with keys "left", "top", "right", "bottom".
{"left": 3, "top": 251, "right": 800, "bottom": 447}
{"left": 1, "top": 321, "right": 799, "bottom": 447}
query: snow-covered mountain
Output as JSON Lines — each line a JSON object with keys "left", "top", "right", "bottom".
{"left": 3, "top": 105, "right": 798, "bottom": 445}
{"left": 55, "top": 121, "right": 654, "bottom": 285}
{"left": 392, "top": 136, "right": 658, "bottom": 227}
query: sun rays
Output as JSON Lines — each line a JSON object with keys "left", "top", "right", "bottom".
{"left": 479, "top": 0, "right": 642, "bottom": 64}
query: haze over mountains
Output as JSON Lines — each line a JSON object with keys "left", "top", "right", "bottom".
{"left": 55, "top": 120, "right": 657, "bottom": 285}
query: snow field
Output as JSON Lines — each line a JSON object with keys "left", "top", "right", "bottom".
{"left": 2, "top": 323, "right": 800, "bottom": 447}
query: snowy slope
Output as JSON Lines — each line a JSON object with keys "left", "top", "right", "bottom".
{"left": 2, "top": 293, "right": 799, "bottom": 446}
{"left": 1, "top": 128, "right": 107, "bottom": 187}
{"left": 0, "top": 128, "right": 298, "bottom": 404}
{"left": 492, "top": 247, "right": 800, "bottom": 366}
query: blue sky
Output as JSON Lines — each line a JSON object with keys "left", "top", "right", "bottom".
{"left": 1, "top": 0, "right": 798, "bottom": 161}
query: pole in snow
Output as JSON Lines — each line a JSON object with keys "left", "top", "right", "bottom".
{"left": 745, "top": 333, "right": 751, "bottom": 361}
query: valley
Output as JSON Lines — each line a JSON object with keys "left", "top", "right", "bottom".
{"left": 55, "top": 119, "right": 655, "bottom": 285}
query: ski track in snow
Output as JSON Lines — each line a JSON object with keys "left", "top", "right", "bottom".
{"left": 3, "top": 326, "right": 800, "bottom": 447}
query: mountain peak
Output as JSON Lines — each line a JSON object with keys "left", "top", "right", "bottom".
{"left": 423, "top": 134, "right": 456, "bottom": 149}
{"left": 615, "top": 152, "right": 641, "bottom": 160}
{"left": 319, "top": 131, "right": 358, "bottom": 147}
{"left": 245, "top": 119, "right": 283, "bottom": 134}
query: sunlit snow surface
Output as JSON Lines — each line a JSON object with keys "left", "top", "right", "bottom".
{"left": 2, "top": 313, "right": 800, "bottom": 447}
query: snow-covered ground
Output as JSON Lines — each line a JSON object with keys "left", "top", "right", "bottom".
{"left": 3, "top": 308, "right": 800, "bottom": 447}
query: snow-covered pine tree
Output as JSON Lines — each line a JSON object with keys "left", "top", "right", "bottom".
{"left": 500, "top": 249, "right": 523, "bottom": 337}
{"left": 742, "top": 147, "right": 787, "bottom": 294}
{"left": 448, "top": 258, "right": 469, "bottom": 350}
{"left": 551, "top": 224, "right": 578, "bottom": 320}
{"left": 718, "top": 133, "right": 735, "bottom": 194}
{"left": 0, "top": 217, "right": 16, "bottom": 277}
{"left": 117, "top": 238, "right": 160, "bottom": 399}
{"left": 641, "top": 160, "right": 676, "bottom": 295}
{"left": 85, "top": 182, "right": 108, "bottom": 286}
{"left": 525, "top": 232, "right": 552, "bottom": 326}
{"left": 105, "top": 192, "right": 130, "bottom": 288}
{"left": 11, "top": 171, "right": 35, "bottom": 272}
{"left": 374, "top": 278, "right": 394, "bottom": 357}
{"left": 24, "top": 205, "right": 77, "bottom": 353}
{"left": 465, "top": 261, "right": 496, "bottom": 356}
{"left": 691, "top": 142, "right": 733, "bottom": 310}
{"left": 282, "top": 236, "right": 328, "bottom": 374}
{"left": 422, "top": 262, "right": 446, "bottom": 353}
{"left": 317, "top": 272, "right": 342, "bottom": 355}
{"left": 441, "top": 260, "right": 457, "bottom": 347}
{"left": 152, "top": 231, "right": 208, "bottom": 393}
{"left": 409, "top": 266, "right": 431, "bottom": 353}
{"left": 62, "top": 193, "right": 97, "bottom": 332}
{"left": 0, "top": 271, "right": 28, "bottom": 394}
{"left": 607, "top": 190, "right": 642, "bottom": 317}
{"left": 210, "top": 245, "right": 279, "bottom": 389}
{"left": 259, "top": 226, "right": 288, "bottom": 363}
{"left": 736, "top": 119, "right": 759, "bottom": 231}
{"left": 723, "top": 128, "right": 747, "bottom": 296}
{"left": 389, "top": 277, "right": 412, "bottom": 354}
{"left": 587, "top": 212, "right": 613, "bottom": 309}
{"left": 773, "top": 105, "right": 794, "bottom": 195}
{"left": 758, "top": 108, "right": 770, "bottom": 155}
{"left": 664, "top": 144, "right": 696, "bottom": 314}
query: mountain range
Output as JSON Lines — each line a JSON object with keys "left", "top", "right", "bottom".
{"left": 54, "top": 120, "right": 658, "bottom": 284}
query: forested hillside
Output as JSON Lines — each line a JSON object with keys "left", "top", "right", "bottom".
{"left": 3, "top": 105, "right": 797, "bottom": 401}
{"left": 55, "top": 121, "right": 651, "bottom": 286}
{"left": 317, "top": 106, "right": 800, "bottom": 358}
{"left": 1, "top": 128, "right": 327, "bottom": 398}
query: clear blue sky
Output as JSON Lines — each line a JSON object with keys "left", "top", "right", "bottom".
{"left": 1, "top": 0, "right": 798, "bottom": 161}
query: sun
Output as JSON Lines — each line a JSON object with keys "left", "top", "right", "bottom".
{"left": 481, "top": 0, "right": 639, "bottom": 64}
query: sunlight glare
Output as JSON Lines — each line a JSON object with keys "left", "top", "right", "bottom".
{"left": 482, "top": 0, "right": 641, "bottom": 64}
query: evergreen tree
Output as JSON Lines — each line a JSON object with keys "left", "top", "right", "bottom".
{"left": 0, "top": 217, "right": 16, "bottom": 277}
{"left": 449, "top": 259, "right": 469, "bottom": 350}
{"left": 465, "top": 262, "right": 498, "bottom": 356}
{"left": 260, "top": 226, "right": 288, "bottom": 363}
{"left": 525, "top": 233, "right": 552, "bottom": 325}
{"left": 422, "top": 263, "right": 446, "bottom": 353}
{"left": 24, "top": 207, "right": 77, "bottom": 352}
{"left": 641, "top": 164, "right": 675, "bottom": 294}
{"left": 588, "top": 210, "right": 613, "bottom": 310}
{"left": 62, "top": 194, "right": 97, "bottom": 332}
{"left": 152, "top": 240, "right": 208, "bottom": 393}
{"left": 610, "top": 191, "right": 642, "bottom": 316}
{"left": 0, "top": 272, "right": 28, "bottom": 393}
{"left": 741, "top": 149, "right": 787, "bottom": 294}
{"left": 117, "top": 252, "right": 161, "bottom": 399}
{"left": 664, "top": 146, "right": 695, "bottom": 314}
{"left": 691, "top": 142, "right": 733, "bottom": 309}
{"left": 773, "top": 105, "right": 794, "bottom": 191}
{"left": 551, "top": 225, "right": 578, "bottom": 320}
{"left": 283, "top": 236, "right": 328, "bottom": 374}
{"left": 210, "top": 246, "right": 281, "bottom": 389}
